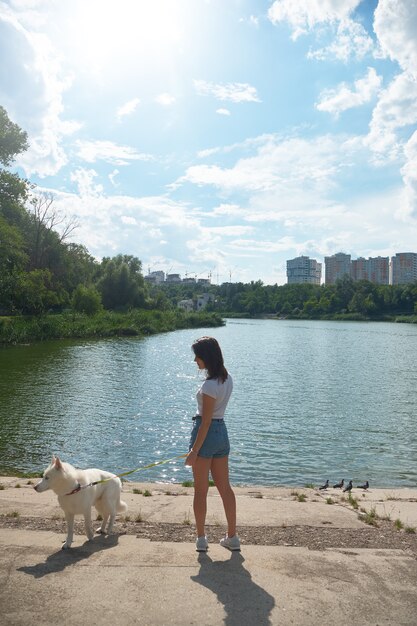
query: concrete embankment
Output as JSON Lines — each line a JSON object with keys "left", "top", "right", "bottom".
{"left": 0, "top": 478, "right": 416, "bottom": 625}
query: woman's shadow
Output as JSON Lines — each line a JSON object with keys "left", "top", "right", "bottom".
{"left": 191, "top": 551, "right": 275, "bottom": 626}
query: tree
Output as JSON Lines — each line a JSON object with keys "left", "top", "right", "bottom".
{"left": 14, "top": 269, "right": 63, "bottom": 314}
{"left": 72, "top": 284, "right": 102, "bottom": 315}
{"left": 0, "top": 107, "right": 31, "bottom": 313}
{"left": 27, "top": 193, "right": 78, "bottom": 270}
{"left": 0, "top": 105, "right": 28, "bottom": 166}
{"left": 97, "top": 255, "right": 148, "bottom": 310}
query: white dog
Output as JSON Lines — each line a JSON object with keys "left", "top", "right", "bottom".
{"left": 35, "top": 456, "right": 128, "bottom": 549}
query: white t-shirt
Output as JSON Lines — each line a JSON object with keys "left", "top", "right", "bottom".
{"left": 196, "top": 374, "right": 233, "bottom": 419}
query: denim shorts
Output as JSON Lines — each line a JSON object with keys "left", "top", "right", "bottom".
{"left": 189, "top": 417, "right": 230, "bottom": 459}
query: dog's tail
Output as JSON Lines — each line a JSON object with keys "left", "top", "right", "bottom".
{"left": 118, "top": 499, "right": 128, "bottom": 513}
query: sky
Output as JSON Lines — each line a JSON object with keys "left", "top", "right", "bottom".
{"left": 1, "top": 0, "right": 417, "bottom": 285}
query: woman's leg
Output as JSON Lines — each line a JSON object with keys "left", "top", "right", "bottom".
{"left": 192, "top": 456, "right": 212, "bottom": 537}
{"left": 210, "top": 456, "right": 236, "bottom": 537}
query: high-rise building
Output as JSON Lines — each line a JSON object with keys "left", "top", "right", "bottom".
{"left": 368, "top": 256, "right": 389, "bottom": 285}
{"left": 324, "top": 253, "right": 351, "bottom": 284}
{"left": 351, "top": 256, "right": 389, "bottom": 284}
{"left": 351, "top": 257, "right": 368, "bottom": 281}
{"left": 391, "top": 253, "right": 417, "bottom": 285}
{"left": 286, "top": 256, "right": 322, "bottom": 285}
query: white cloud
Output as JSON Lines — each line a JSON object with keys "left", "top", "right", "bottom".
{"left": 0, "top": 7, "right": 80, "bottom": 177}
{"left": 216, "top": 108, "right": 231, "bottom": 116}
{"left": 400, "top": 130, "right": 417, "bottom": 219}
{"left": 307, "top": 19, "right": 374, "bottom": 62}
{"left": 374, "top": 0, "right": 417, "bottom": 77}
{"left": 268, "top": 0, "right": 362, "bottom": 39}
{"left": 212, "top": 203, "right": 244, "bottom": 216}
{"left": 70, "top": 168, "right": 103, "bottom": 197}
{"left": 109, "top": 169, "right": 119, "bottom": 186}
{"left": 316, "top": 67, "right": 382, "bottom": 117}
{"left": 228, "top": 237, "right": 296, "bottom": 253}
{"left": 76, "top": 140, "right": 154, "bottom": 165}
{"left": 204, "top": 225, "right": 254, "bottom": 236}
{"left": 180, "top": 134, "right": 353, "bottom": 194}
{"left": 194, "top": 79, "right": 261, "bottom": 103}
{"left": 268, "top": 1, "right": 373, "bottom": 62}
{"left": 120, "top": 215, "right": 138, "bottom": 225}
{"left": 116, "top": 97, "right": 141, "bottom": 120}
{"left": 197, "top": 147, "right": 220, "bottom": 158}
{"left": 155, "top": 93, "right": 176, "bottom": 106}
{"left": 366, "top": 73, "right": 417, "bottom": 159}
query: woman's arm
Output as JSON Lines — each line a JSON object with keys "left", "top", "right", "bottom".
{"left": 185, "top": 393, "right": 215, "bottom": 466}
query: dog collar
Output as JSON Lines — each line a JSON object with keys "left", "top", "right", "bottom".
{"left": 65, "top": 482, "right": 82, "bottom": 496}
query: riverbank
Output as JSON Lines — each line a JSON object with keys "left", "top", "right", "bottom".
{"left": 1, "top": 478, "right": 416, "bottom": 625}
{"left": 1, "top": 477, "right": 416, "bottom": 551}
{"left": 0, "top": 309, "right": 224, "bottom": 344}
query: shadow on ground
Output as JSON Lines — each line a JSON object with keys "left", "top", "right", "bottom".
{"left": 17, "top": 534, "right": 119, "bottom": 579}
{"left": 191, "top": 551, "right": 275, "bottom": 626}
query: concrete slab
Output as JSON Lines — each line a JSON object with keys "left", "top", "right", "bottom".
{"left": 0, "top": 529, "right": 416, "bottom": 626}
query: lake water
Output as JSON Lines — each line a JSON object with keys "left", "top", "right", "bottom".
{"left": 1, "top": 319, "right": 416, "bottom": 487}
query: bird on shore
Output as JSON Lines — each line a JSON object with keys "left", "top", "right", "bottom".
{"left": 343, "top": 480, "right": 353, "bottom": 493}
{"left": 333, "top": 479, "right": 344, "bottom": 489}
{"left": 357, "top": 480, "right": 369, "bottom": 490}
{"left": 319, "top": 480, "right": 329, "bottom": 490}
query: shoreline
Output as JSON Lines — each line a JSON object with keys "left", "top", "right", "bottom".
{"left": 0, "top": 472, "right": 415, "bottom": 490}
{"left": 1, "top": 476, "right": 416, "bottom": 538}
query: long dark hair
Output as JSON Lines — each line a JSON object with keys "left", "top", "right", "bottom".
{"left": 192, "top": 336, "right": 228, "bottom": 383}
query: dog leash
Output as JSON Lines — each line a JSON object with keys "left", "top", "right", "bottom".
{"left": 65, "top": 453, "right": 188, "bottom": 495}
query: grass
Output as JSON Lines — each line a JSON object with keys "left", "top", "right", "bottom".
{"left": 0, "top": 309, "right": 225, "bottom": 344}
{"left": 0, "top": 484, "right": 5, "bottom": 490}
{"left": 296, "top": 493, "right": 307, "bottom": 502}
{"left": 181, "top": 479, "right": 215, "bottom": 488}
{"left": 348, "top": 494, "right": 359, "bottom": 510}
{"left": 143, "top": 490, "right": 152, "bottom": 497}
{"left": 304, "top": 483, "right": 315, "bottom": 489}
{"left": 361, "top": 507, "right": 378, "bottom": 526}
{"left": 405, "top": 526, "right": 416, "bottom": 534}
{"left": 5, "top": 511, "right": 20, "bottom": 518}
{"left": 182, "top": 510, "right": 192, "bottom": 525}
{"left": 132, "top": 488, "right": 142, "bottom": 495}
{"left": 394, "top": 518, "right": 404, "bottom": 530}
{"left": 326, "top": 497, "right": 334, "bottom": 505}
{"left": 135, "top": 511, "right": 144, "bottom": 523}
{"left": 15, "top": 483, "right": 21, "bottom": 488}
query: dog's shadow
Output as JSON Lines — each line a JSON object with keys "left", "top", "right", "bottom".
{"left": 18, "top": 533, "right": 120, "bottom": 579}
{"left": 191, "top": 552, "right": 275, "bottom": 626}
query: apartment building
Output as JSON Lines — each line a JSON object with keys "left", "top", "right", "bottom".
{"left": 324, "top": 253, "right": 351, "bottom": 285}
{"left": 391, "top": 252, "right": 417, "bottom": 285}
{"left": 286, "top": 256, "right": 322, "bottom": 285}
{"left": 368, "top": 256, "right": 389, "bottom": 284}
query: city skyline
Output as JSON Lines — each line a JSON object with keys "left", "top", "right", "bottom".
{"left": 1, "top": 0, "right": 417, "bottom": 285}
{"left": 287, "top": 251, "right": 417, "bottom": 286}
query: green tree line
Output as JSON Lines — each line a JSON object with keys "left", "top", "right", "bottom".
{"left": 153, "top": 275, "right": 417, "bottom": 320}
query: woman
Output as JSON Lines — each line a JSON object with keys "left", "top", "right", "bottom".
{"left": 185, "top": 336, "right": 240, "bottom": 552}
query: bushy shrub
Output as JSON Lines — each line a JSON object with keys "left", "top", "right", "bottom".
{"left": 71, "top": 284, "right": 102, "bottom": 315}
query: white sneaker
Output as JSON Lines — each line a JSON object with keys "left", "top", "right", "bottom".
{"left": 196, "top": 536, "right": 208, "bottom": 552}
{"left": 220, "top": 535, "right": 241, "bottom": 551}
